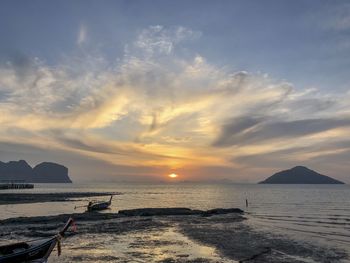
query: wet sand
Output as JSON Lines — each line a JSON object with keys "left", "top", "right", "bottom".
{"left": 0, "top": 208, "right": 347, "bottom": 262}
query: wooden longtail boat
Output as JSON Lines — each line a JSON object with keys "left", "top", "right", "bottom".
{"left": 87, "top": 195, "right": 113, "bottom": 212}
{"left": 0, "top": 218, "right": 74, "bottom": 263}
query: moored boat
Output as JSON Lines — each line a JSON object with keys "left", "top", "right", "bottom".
{"left": 0, "top": 217, "right": 75, "bottom": 263}
{"left": 87, "top": 195, "right": 113, "bottom": 212}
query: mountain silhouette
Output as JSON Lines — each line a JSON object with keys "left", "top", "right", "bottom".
{"left": 259, "top": 166, "right": 344, "bottom": 184}
{"left": 0, "top": 160, "right": 72, "bottom": 183}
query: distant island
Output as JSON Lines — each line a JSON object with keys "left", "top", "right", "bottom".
{"left": 0, "top": 160, "right": 72, "bottom": 183}
{"left": 259, "top": 166, "right": 344, "bottom": 184}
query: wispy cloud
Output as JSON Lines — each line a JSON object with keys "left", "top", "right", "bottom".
{"left": 0, "top": 25, "right": 349, "bottom": 181}
{"left": 77, "top": 24, "right": 87, "bottom": 46}
{"left": 213, "top": 118, "right": 350, "bottom": 147}
{"left": 132, "top": 25, "right": 201, "bottom": 57}
{"left": 326, "top": 3, "right": 350, "bottom": 31}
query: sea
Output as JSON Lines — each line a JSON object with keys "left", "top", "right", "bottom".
{"left": 1, "top": 183, "right": 350, "bottom": 260}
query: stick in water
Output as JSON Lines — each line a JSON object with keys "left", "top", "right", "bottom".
{"left": 74, "top": 205, "right": 87, "bottom": 209}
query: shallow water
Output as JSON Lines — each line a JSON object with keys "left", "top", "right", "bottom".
{"left": 1, "top": 183, "right": 350, "bottom": 258}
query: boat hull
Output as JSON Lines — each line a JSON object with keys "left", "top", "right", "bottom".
{"left": 87, "top": 202, "right": 110, "bottom": 211}
{"left": 0, "top": 238, "right": 57, "bottom": 263}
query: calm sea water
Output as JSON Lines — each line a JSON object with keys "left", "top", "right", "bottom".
{"left": 1, "top": 183, "right": 350, "bottom": 256}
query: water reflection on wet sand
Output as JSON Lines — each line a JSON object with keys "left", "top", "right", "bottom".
{"left": 49, "top": 226, "right": 236, "bottom": 262}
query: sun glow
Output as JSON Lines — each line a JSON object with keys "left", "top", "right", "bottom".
{"left": 168, "top": 173, "right": 178, "bottom": 179}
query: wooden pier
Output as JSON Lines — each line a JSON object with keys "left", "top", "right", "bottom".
{"left": 0, "top": 180, "right": 34, "bottom": 190}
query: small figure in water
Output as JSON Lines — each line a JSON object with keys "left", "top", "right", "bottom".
{"left": 245, "top": 198, "right": 249, "bottom": 208}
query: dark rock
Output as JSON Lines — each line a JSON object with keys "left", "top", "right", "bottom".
{"left": 0, "top": 160, "right": 34, "bottom": 181}
{"left": 201, "top": 208, "right": 244, "bottom": 217}
{"left": 118, "top": 208, "right": 196, "bottom": 216}
{"left": 33, "top": 162, "right": 72, "bottom": 183}
{"left": 259, "top": 166, "right": 344, "bottom": 184}
{"left": 0, "top": 207, "right": 244, "bottom": 226}
{"left": 118, "top": 207, "right": 244, "bottom": 217}
{"left": 0, "top": 160, "right": 72, "bottom": 183}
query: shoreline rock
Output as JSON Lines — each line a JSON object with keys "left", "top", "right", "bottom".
{"left": 119, "top": 207, "right": 244, "bottom": 217}
{"left": 0, "top": 207, "right": 245, "bottom": 226}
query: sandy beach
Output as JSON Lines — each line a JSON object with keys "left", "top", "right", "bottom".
{"left": 0, "top": 193, "right": 347, "bottom": 263}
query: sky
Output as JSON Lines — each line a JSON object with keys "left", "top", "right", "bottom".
{"left": 0, "top": 0, "right": 350, "bottom": 183}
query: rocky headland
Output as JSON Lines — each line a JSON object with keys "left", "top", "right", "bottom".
{"left": 0, "top": 160, "right": 72, "bottom": 183}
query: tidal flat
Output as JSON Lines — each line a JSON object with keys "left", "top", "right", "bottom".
{"left": 0, "top": 192, "right": 120, "bottom": 205}
{"left": 0, "top": 204, "right": 347, "bottom": 262}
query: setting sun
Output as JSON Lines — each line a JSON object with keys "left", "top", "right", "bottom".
{"left": 168, "top": 173, "right": 178, "bottom": 179}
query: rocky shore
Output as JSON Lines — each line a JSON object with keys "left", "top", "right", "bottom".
{"left": 0, "top": 207, "right": 347, "bottom": 262}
